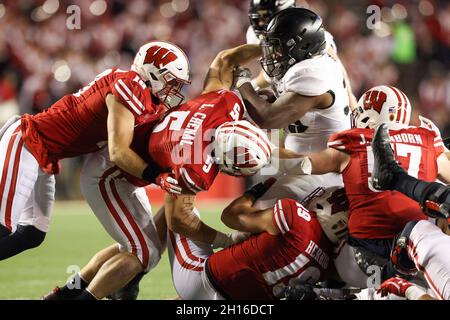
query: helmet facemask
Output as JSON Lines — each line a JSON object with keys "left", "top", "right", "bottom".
{"left": 260, "top": 37, "right": 293, "bottom": 79}
{"left": 150, "top": 70, "right": 190, "bottom": 110}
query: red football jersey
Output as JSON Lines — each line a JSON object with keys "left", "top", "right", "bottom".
{"left": 147, "top": 89, "right": 245, "bottom": 193}
{"left": 328, "top": 126, "right": 444, "bottom": 239}
{"left": 20, "top": 68, "right": 161, "bottom": 174}
{"left": 207, "top": 198, "right": 333, "bottom": 300}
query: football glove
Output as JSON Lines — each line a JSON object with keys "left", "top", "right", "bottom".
{"left": 155, "top": 172, "right": 182, "bottom": 195}
{"left": 377, "top": 277, "right": 414, "bottom": 298}
{"left": 233, "top": 66, "right": 252, "bottom": 89}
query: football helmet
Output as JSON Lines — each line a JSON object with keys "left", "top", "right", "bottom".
{"left": 249, "top": 0, "right": 295, "bottom": 35}
{"left": 131, "top": 41, "right": 190, "bottom": 109}
{"left": 352, "top": 85, "right": 411, "bottom": 130}
{"left": 307, "top": 187, "right": 349, "bottom": 245}
{"left": 260, "top": 8, "right": 326, "bottom": 79}
{"left": 214, "top": 120, "right": 272, "bottom": 176}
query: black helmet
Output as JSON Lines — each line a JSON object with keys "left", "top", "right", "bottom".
{"left": 249, "top": 0, "right": 295, "bottom": 35}
{"left": 260, "top": 7, "right": 326, "bottom": 79}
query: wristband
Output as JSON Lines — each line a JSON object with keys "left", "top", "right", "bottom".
{"left": 235, "top": 77, "right": 252, "bottom": 89}
{"left": 142, "top": 165, "right": 160, "bottom": 183}
{"left": 405, "top": 286, "right": 427, "bottom": 300}
{"left": 250, "top": 78, "right": 261, "bottom": 91}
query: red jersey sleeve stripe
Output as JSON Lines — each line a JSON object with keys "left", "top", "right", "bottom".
{"left": 114, "top": 81, "right": 142, "bottom": 116}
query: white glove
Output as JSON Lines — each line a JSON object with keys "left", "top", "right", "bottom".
{"left": 212, "top": 231, "right": 251, "bottom": 249}
{"left": 270, "top": 147, "right": 312, "bottom": 175}
{"left": 233, "top": 66, "right": 252, "bottom": 89}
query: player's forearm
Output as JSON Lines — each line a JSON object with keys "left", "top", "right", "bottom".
{"left": 220, "top": 44, "right": 262, "bottom": 67}
{"left": 165, "top": 193, "right": 220, "bottom": 245}
{"left": 221, "top": 194, "right": 256, "bottom": 228}
{"left": 238, "top": 83, "right": 273, "bottom": 128}
{"left": 109, "top": 145, "right": 147, "bottom": 179}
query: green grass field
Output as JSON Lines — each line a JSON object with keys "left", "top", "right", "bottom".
{"left": 0, "top": 201, "right": 226, "bottom": 300}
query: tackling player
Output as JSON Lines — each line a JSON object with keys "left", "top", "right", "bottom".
{"left": 271, "top": 85, "right": 450, "bottom": 281}
{"left": 43, "top": 46, "right": 272, "bottom": 300}
{"left": 368, "top": 123, "right": 450, "bottom": 300}
{"left": 165, "top": 179, "right": 334, "bottom": 300}
{"left": 0, "top": 41, "right": 190, "bottom": 260}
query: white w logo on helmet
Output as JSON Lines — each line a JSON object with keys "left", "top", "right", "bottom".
{"left": 352, "top": 85, "right": 411, "bottom": 130}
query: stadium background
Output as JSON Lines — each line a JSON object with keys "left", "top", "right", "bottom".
{"left": 0, "top": 0, "right": 449, "bottom": 299}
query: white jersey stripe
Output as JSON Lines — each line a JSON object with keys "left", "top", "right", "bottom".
{"left": 277, "top": 200, "right": 290, "bottom": 233}
{"left": 262, "top": 253, "right": 310, "bottom": 285}
{"left": 273, "top": 205, "right": 286, "bottom": 234}
{"left": 114, "top": 82, "right": 142, "bottom": 116}
{"left": 118, "top": 79, "right": 146, "bottom": 111}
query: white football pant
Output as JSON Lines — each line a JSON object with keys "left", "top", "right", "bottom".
{"left": 0, "top": 118, "right": 55, "bottom": 233}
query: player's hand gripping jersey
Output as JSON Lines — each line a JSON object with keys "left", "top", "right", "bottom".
{"left": 206, "top": 198, "right": 332, "bottom": 300}
{"left": 328, "top": 126, "right": 445, "bottom": 239}
{"left": 148, "top": 89, "right": 245, "bottom": 193}
{"left": 20, "top": 68, "right": 162, "bottom": 174}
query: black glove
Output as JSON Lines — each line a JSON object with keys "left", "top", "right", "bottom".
{"left": 284, "top": 283, "right": 317, "bottom": 300}
{"left": 244, "top": 178, "right": 277, "bottom": 201}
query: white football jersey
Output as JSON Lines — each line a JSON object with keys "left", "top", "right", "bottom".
{"left": 272, "top": 53, "right": 351, "bottom": 153}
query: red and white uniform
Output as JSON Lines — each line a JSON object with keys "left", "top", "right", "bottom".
{"left": 406, "top": 220, "right": 450, "bottom": 300}
{"left": 168, "top": 199, "right": 332, "bottom": 300}
{"left": 21, "top": 68, "right": 160, "bottom": 174}
{"left": 328, "top": 126, "right": 444, "bottom": 239}
{"left": 0, "top": 67, "right": 159, "bottom": 233}
{"left": 148, "top": 89, "right": 245, "bottom": 193}
{"left": 79, "top": 89, "right": 244, "bottom": 270}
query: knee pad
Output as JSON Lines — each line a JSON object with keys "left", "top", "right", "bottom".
{"left": 14, "top": 225, "right": 46, "bottom": 250}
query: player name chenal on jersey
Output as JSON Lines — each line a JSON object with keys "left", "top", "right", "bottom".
{"left": 147, "top": 89, "right": 245, "bottom": 193}
{"left": 272, "top": 53, "right": 350, "bottom": 153}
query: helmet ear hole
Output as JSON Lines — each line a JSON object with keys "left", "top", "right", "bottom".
{"left": 316, "top": 203, "right": 324, "bottom": 210}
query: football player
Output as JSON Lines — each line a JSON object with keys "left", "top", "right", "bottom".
{"left": 228, "top": 8, "right": 353, "bottom": 209}
{"left": 0, "top": 41, "right": 190, "bottom": 260}
{"left": 370, "top": 123, "right": 450, "bottom": 300}
{"left": 165, "top": 179, "right": 335, "bottom": 300}
{"left": 245, "top": 1, "right": 356, "bottom": 109}
{"left": 43, "top": 46, "right": 272, "bottom": 300}
{"left": 371, "top": 121, "right": 450, "bottom": 220}
{"left": 269, "top": 85, "right": 450, "bottom": 281}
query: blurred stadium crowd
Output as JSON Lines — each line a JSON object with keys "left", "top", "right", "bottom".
{"left": 0, "top": 0, "right": 449, "bottom": 198}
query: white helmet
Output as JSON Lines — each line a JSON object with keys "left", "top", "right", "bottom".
{"left": 131, "top": 41, "right": 190, "bottom": 109}
{"left": 352, "top": 85, "right": 411, "bottom": 130}
{"left": 306, "top": 187, "right": 349, "bottom": 245}
{"left": 214, "top": 120, "right": 272, "bottom": 176}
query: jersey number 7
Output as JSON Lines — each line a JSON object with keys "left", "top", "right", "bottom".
{"left": 366, "top": 143, "right": 421, "bottom": 192}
